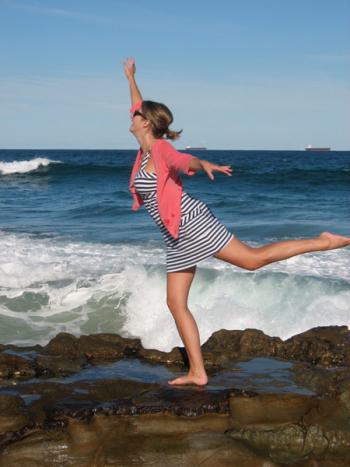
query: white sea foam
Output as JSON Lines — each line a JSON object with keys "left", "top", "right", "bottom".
{"left": 0, "top": 230, "right": 349, "bottom": 349}
{"left": 120, "top": 265, "right": 350, "bottom": 352}
{"left": 0, "top": 157, "right": 61, "bottom": 175}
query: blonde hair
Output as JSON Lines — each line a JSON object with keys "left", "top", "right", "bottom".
{"left": 141, "top": 100, "right": 182, "bottom": 140}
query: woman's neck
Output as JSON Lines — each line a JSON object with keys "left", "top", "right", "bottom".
{"left": 137, "top": 134, "right": 157, "bottom": 153}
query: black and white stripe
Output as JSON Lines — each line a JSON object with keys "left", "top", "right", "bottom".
{"left": 133, "top": 151, "right": 234, "bottom": 272}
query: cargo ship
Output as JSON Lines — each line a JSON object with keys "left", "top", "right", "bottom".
{"left": 184, "top": 146, "right": 207, "bottom": 151}
{"left": 305, "top": 145, "right": 331, "bottom": 152}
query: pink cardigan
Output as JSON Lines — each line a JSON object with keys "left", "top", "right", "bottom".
{"left": 129, "top": 100, "right": 197, "bottom": 239}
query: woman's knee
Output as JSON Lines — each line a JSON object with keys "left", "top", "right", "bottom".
{"left": 166, "top": 297, "right": 187, "bottom": 314}
{"left": 244, "top": 261, "right": 260, "bottom": 271}
{"left": 166, "top": 266, "right": 196, "bottom": 313}
{"left": 166, "top": 296, "right": 175, "bottom": 311}
{"left": 214, "top": 239, "right": 265, "bottom": 271}
{"left": 243, "top": 250, "right": 267, "bottom": 270}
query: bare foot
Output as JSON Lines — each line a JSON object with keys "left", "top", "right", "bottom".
{"left": 319, "top": 232, "right": 350, "bottom": 250}
{"left": 168, "top": 372, "right": 208, "bottom": 386}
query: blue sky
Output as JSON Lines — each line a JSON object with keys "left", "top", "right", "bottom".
{"left": 1, "top": 0, "right": 349, "bottom": 149}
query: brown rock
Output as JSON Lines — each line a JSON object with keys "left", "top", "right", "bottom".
{"left": 202, "top": 328, "right": 283, "bottom": 359}
{"left": 0, "top": 394, "right": 30, "bottom": 432}
{"left": 0, "top": 429, "right": 70, "bottom": 467}
{"left": 202, "top": 326, "right": 350, "bottom": 369}
{"left": 279, "top": 325, "right": 350, "bottom": 367}
{"left": 43, "top": 332, "right": 142, "bottom": 360}
{"left": 228, "top": 423, "right": 350, "bottom": 463}
{"left": 0, "top": 415, "right": 278, "bottom": 467}
{"left": 42, "top": 332, "right": 81, "bottom": 357}
{"left": 291, "top": 361, "right": 344, "bottom": 395}
{"left": 229, "top": 392, "right": 318, "bottom": 426}
{"left": 227, "top": 388, "right": 350, "bottom": 463}
{"left": 79, "top": 333, "right": 142, "bottom": 359}
{"left": 0, "top": 353, "right": 36, "bottom": 380}
{"left": 138, "top": 346, "right": 182, "bottom": 365}
{"left": 35, "top": 354, "right": 85, "bottom": 377}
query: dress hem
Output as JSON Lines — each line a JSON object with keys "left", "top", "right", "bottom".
{"left": 166, "top": 232, "right": 234, "bottom": 273}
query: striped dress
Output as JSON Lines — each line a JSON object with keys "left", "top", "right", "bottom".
{"left": 133, "top": 151, "right": 234, "bottom": 272}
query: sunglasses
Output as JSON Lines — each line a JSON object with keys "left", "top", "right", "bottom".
{"left": 132, "top": 110, "right": 146, "bottom": 119}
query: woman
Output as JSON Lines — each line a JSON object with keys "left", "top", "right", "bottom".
{"left": 124, "top": 57, "right": 350, "bottom": 387}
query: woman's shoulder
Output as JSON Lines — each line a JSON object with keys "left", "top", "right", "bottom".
{"left": 153, "top": 138, "right": 174, "bottom": 151}
{"left": 154, "top": 138, "right": 168, "bottom": 145}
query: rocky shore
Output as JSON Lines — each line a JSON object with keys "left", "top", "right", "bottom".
{"left": 1, "top": 325, "right": 350, "bottom": 466}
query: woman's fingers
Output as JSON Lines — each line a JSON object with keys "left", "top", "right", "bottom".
{"left": 124, "top": 56, "right": 133, "bottom": 66}
{"left": 215, "top": 165, "right": 233, "bottom": 176}
{"left": 202, "top": 162, "right": 233, "bottom": 180}
{"left": 128, "top": 57, "right": 136, "bottom": 72}
{"left": 203, "top": 167, "right": 214, "bottom": 180}
{"left": 123, "top": 56, "right": 136, "bottom": 76}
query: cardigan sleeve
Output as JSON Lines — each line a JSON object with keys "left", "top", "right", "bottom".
{"left": 129, "top": 99, "right": 143, "bottom": 115}
{"left": 161, "top": 140, "right": 197, "bottom": 176}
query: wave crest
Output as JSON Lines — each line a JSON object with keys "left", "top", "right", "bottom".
{"left": 0, "top": 157, "right": 61, "bottom": 175}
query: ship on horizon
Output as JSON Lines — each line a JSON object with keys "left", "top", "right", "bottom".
{"left": 305, "top": 145, "right": 331, "bottom": 152}
{"left": 184, "top": 145, "right": 207, "bottom": 151}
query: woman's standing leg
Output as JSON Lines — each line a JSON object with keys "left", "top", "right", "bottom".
{"left": 166, "top": 265, "right": 208, "bottom": 386}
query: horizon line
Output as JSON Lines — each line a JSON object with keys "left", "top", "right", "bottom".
{"left": 1, "top": 147, "right": 349, "bottom": 152}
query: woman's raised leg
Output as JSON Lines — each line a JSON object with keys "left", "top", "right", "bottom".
{"left": 213, "top": 231, "right": 350, "bottom": 270}
{"left": 166, "top": 265, "right": 208, "bottom": 386}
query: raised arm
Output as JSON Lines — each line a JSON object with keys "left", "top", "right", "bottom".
{"left": 123, "top": 57, "right": 142, "bottom": 106}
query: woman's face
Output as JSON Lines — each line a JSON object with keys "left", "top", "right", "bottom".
{"left": 129, "top": 111, "right": 148, "bottom": 137}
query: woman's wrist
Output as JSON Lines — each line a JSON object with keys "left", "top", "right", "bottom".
{"left": 189, "top": 157, "right": 205, "bottom": 171}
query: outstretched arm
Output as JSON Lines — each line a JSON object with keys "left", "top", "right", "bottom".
{"left": 162, "top": 140, "right": 232, "bottom": 180}
{"left": 189, "top": 157, "right": 232, "bottom": 181}
{"left": 123, "top": 57, "right": 142, "bottom": 106}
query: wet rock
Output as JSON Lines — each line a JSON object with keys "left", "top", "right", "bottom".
{"left": 0, "top": 325, "right": 350, "bottom": 464}
{"left": 279, "top": 326, "right": 350, "bottom": 367}
{"left": 0, "top": 429, "right": 71, "bottom": 467}
{"left": 229, "top": 392, "right": 318, "bottom": 426}
{"left": 2, "top": 343, "right": 43, "bottom": 353}
{"left": 42, "top": 332, "right": 81, "bottom": 357}
{"left": 227, "top": 390, "right": 350, "bottom": 463}
{"left": 228, "top": 423, "right": 350, "bottom": 464}
{"left": 37, "top": 326, "right": 350, "bottom": 368}
{"left": 202, "top": 326, "right": 350, "bottom": 369}
{"left": 16, "top": 379, "right": 233, "bottom": 420}
{"left": 202, "top": 328, "right": 283, "bottom": 360}
{"left": 0, "top": 353, "right": 36, "bottom": 380}
{"left": 80, "top": 333, "right": 142, "bottom": 359}
{"left": 0, "top": 393, "right": 30, "bottom": 432}
{"left": 138, "top": 346, "right": 183, "bottom": 365}
{"left": 0, "top": 421, "right": 277, "bottom": 467}
{"left": 291, "top": 361, "right": 350, "bottom": 395}
{"left": 130, "top": 386, "right": 232, "bottom": 417}
{"left": 35, "top": 354, "right": 86, "bottom": 378}
{"left": 43, "top": 332, "right": 142, "bottom": 360}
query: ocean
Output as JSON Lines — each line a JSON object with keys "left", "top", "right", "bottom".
{"left": 0, "top": 149, "right": 349, "bottom": 351}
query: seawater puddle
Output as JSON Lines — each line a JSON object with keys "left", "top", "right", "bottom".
{"left": 208, "top": 357, "right": 315, "bottom": 395}
{"left": 2, "top": 349, "right": 39, "bottom": 359}
{"left": 7, "top": 356, "right": 315, "bottom": 396}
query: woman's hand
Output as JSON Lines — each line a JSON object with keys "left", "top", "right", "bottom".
{"left": 123, "top": 56, "right": 136, "bottom": 80}
{"left": 201, "top": 160, "right": 233, "bottom": 181}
